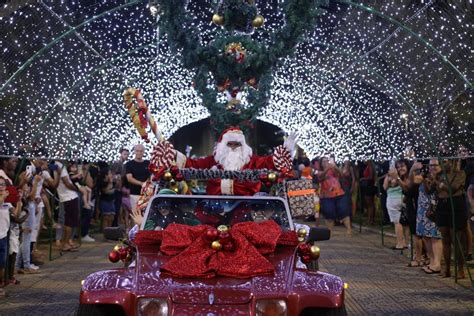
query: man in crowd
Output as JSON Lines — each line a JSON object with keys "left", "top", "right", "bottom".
{"left": 126, "top": 144, "right": 150, "bottom": 211}
{"left": 111, "top": 148, "right": 129, "bottom": 226}
{"left": 54, "top": 161, "right": 81, "bottom": 251}
{"left": 16, "top": 155, "right": 59, "bottom": 272}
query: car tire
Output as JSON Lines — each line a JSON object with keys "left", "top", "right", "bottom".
{"left": 76, "top": 304, "right": 125, "bottom": 316}
{"left": 300, "top": 305, "right": 347, "bottom": 316}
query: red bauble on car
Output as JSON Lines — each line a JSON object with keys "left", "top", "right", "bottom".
{"left": 170, "top": 165, "right": 179, "bottom": 176}
{"left": 108, "top": 251, "right": 120, "bottom": 263}
{"left": 205, "top": 228, "right": 219, "bottom": 241}
{"left": 218, "top": 232, "right": 231, "bottom": 245}
{"left": 301, "top": 254, "right": 312, "bottom": 264}
{"left": 118, "top": 248, "right": 128, "bottom": 260}
{"left": 298, "top": 243, "right": 311, "bottom": 255}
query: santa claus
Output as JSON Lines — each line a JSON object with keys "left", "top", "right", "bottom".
{"left": 150, "top": 127, "right": 297, "bottom": 196}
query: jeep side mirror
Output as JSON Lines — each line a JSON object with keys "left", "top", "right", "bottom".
{"left": 307, "top": 227, "right": 331, "bottom": 243}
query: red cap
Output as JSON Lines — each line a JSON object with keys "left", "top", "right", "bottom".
{"left": 218, "top": 126, "right": 243, "bottom": 143}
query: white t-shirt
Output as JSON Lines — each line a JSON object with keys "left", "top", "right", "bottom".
{"left": 26, "top": 164, "right": 51, "bottom": 208}
{"left": 0, "top": 203, "right": 12, "bottom": 239}
{"left": 55, "top": 162, "right": 78, "bottom": 202}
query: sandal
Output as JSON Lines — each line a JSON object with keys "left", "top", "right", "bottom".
{"left": 68, "top": 243, "right": 80, "bottom": 249}
{"left": 407, "top": 260, "right": 422, "bottom": 267}
{"left": 60, "top": 247, "right": 79, "bottom": 252}
{"left": 8, "top": 278, "right": 20, "bottom": 285}
{"left": 423, "top": 266, "right": 441, "bottom": 274}
{"left": 391, "top": 246, "right": 405, "bottom": 250}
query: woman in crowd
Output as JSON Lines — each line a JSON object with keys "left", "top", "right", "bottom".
{"left": 434, "top": 159, "right": 467, "bottom": 278}
{"left": 384, "top": 160, "right": 410, "bottom": 250}
{"left": 318, "top": 157, "right": 352, "bottom": 235}
{"left": 97, "top": 167, "right": 116, "bottom": 231}
{"left": 413, "top": 160, "right": 443, "bottom": 273}
{"left": 340, "top": 158, "right": 356, "bottom": 220}
{"left": 360, "top": 160, "right": 376, "bottom": 225}
{"left": 405, "top": 161, "right": 423, "bottom": 267}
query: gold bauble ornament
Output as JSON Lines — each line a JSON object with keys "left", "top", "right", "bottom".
{"left": 267, "top": 172, "right": 277, "bottom": 182}
{"left": 113, "top": 245, "right": 121, "bottom": 252}
{"left": 163, "top": 171, "right": 173, "bottom": 181}
{"left": 310, "top": 245, "right": 320, "bottom": 259}
{"left": 211, "top": 240, "right": 222, "bottom": 250}
{"left": 252, "top": 15, "right": 264, "bottom": 27}
{"left": 212, "top": 13, "right": 224, "bottom": 25}
{"left": 297, "top": 227, "right": 308, "bottom": 238}
{"left": 172, "top": 186, "right": 179, "bottom": 193}
{"left": 217, "top": 225, "right": 229, "bottom": 233}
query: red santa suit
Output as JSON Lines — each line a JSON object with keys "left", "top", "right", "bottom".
{"left": 150, "top": 127, "right": 293, "bottom": 196}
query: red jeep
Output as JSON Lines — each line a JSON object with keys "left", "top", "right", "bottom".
{"left": 78, "top": 195, "right": 346, "bottom": 315}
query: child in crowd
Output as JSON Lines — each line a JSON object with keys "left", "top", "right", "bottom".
{"left": 68, "top": 162, "right": 93, "bottom": 209}
{"left": 97, "top": 168, "right": 116, "bottom": 231}
{"left": 0, "top": 178, "right": 22, "bottom": 296}
{"left": 7, "top": 184, "right": 27, "bottom": 287}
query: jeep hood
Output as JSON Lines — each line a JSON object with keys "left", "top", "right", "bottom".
{"left": 135, "top": 246, "right": 295, "bottom": 304}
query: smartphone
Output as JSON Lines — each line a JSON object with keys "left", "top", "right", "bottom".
{"left": 389, "top": 159, "right": 396, "bottom": 170}
{"left": 25, "top": 165, "right": 36, "bottom": 178}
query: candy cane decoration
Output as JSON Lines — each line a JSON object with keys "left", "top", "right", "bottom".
{"left": 123, "top": 87, "right": 163, "bottom": 142}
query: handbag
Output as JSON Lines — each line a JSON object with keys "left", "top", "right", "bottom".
{"left": 425, "top": 199, "right": 436, "bottom": 222}
{"left": 399, "top": 204, "right": 409, "bottom": 226}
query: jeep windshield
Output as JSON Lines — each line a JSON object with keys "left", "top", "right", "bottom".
{"left": 141, "top": 195, "right": 294, "bottom": 231}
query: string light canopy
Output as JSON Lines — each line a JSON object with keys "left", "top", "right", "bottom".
{"left": 0, "top": 0, "right": 472, "bottom": 161}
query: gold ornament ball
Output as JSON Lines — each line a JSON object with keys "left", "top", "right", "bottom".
{"left": 217, "top": 225, "right": 229, "bottom": 233}
{"left": 252, "top": 15, "right": 264, "bottom": 27}
{"left": 310, "top": 245, "right": 321, "bottom": 259}
{"left": 212, "top": 13, "right": 224, "bottom": 25}
{"left": 172, "top": 186, "right": 179, "bottom": 193}
{"left": 268, "top": 172, "right": 277, "bottom": 182}
{"left": 163, "top": 171, "right": 173, "bottom": 181}
{"left": 297, "top": 227, "right": 308, "bottom": 238}
{"left": 211, "top": 240, "right": 222, "bottom": 250}
{"left": 113, "top": 245, "right": 121, "bottom": 252}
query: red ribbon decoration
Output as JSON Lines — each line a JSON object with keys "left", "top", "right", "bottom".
{"left": 134, "top": 221, "right": 298, "bottom": 279}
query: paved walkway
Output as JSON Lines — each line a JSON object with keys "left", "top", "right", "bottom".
{"left": 0, "top": 229, "right": 473, "bottom": 315}
{"left": 319, "top": 227, "right": 474, "bottom": 315}
{"left": 0, "top": 240, "right": 117, "bottom": 316}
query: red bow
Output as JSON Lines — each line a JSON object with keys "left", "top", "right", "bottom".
{"left": 135, "top": 221, "right": 297, "bottom": 279}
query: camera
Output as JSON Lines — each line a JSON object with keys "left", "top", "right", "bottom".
{"left": 25, "top": 165, "right": 42, "bottom": 178}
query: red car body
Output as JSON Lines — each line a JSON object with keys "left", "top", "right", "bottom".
{"left": 79, "top": 195, "right": 345, "bottom": 316}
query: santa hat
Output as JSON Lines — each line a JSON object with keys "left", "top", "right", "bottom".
{"left": 218, "top": 126, "right": 246, "bottom": 144}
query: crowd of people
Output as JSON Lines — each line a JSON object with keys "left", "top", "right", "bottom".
{"left": 0, "top": 145, "right": 154, "bottom": 297}
{"left": 0, "top": 143, "right": 473, "bottom": 298}
{"left": 295, "top": 155, "right": 474, "bottom": 279}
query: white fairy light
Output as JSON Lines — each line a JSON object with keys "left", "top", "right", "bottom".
{"left": 0, "top": 0, "right": 471, "bottom": 161}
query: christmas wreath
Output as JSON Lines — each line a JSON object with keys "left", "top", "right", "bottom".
{"left": 153, "top": 0, "right": 328, "bottom": 133}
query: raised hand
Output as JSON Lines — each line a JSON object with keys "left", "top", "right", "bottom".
{"left": 130, "top": 207, "right": 144, "bottom": 227}
{"left": 283, "top": 131, "right": 299, "bottom": 155}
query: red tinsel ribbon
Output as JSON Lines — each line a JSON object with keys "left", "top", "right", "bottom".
{"left": 134, "top": 221, "right": 298, "bottom": 278}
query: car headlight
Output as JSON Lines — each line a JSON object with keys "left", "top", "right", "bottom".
{"left": 137, "top": 298, "right": 168, "bottom": 316}
{"left": 256, "top": 299, "right": 287, "bottom": 316}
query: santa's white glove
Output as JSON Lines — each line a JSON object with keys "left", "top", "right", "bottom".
{"left": 283, "top": 132, "right": 299, "bottom": 156}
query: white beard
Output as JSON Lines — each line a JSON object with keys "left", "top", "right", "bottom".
{"left": 214, "top": 142, "right": 252, "bottom": 171}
